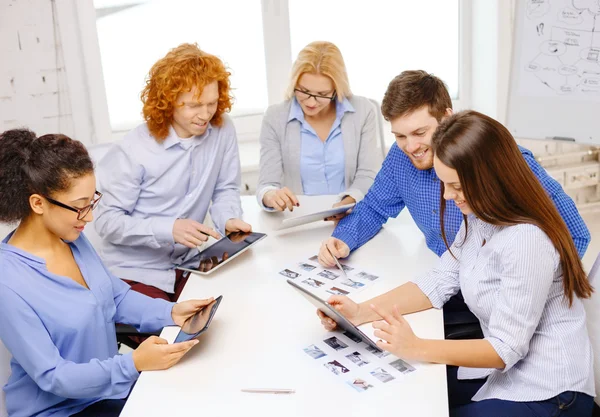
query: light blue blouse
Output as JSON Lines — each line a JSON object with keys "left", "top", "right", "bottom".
{"left": 0, "top": 232, "right": 176, "bottom": 417}
{"left": 289, "top": 97, "right": 354, "bottom": 195}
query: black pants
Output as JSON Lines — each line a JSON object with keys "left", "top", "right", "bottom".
{"left": 70, "top": 399, "right": 127, "bottom": 417}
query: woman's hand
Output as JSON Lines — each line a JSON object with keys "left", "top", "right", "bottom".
{"left": 132, "top": 336, "right": 197, "bottom": 371}
{"left": 171, "top": 298, "right": 215, "bottom": 327}
{"left": 371, "top": 304, "right": 423, "bottom": 361}
{"left": 317, "top": 295, "right": 362, "bottom": 331}
{"left": 263, "top": 187, "right": 299, "bottom": 211}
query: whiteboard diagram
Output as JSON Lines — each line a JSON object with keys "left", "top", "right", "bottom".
{"left": 519, "top": 0, "right": 600, "bottom": 101}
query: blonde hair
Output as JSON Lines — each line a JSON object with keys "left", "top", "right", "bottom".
{"left": 285, "top": 41, "right": 352, "bottom": 100}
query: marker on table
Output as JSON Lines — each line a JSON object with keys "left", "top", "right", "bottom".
{"left": 241, "top": 388, "right": 295, "bottom": 394}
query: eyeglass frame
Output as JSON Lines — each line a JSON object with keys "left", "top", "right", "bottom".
{"left": 44, "top": 191, "right": 103, "bottom": 220}
{"left": 293, "top": 88, "right": 337, "bottom": 103}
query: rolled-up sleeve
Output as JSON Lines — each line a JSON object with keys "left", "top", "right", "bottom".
{"left": 411, "top": 223, "right": 464, "bottom": 309}
{"left": 485, "top": 226, "right": 557, "bottom": 372}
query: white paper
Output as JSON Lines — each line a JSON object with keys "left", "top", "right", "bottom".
{"left": 517, "top": 0, "right": 600, "bottom": 101}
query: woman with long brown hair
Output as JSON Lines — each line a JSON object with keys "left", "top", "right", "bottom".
{"left": 316, "top": 111, "right": 594, "bottom": 416}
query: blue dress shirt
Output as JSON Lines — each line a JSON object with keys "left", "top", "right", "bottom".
{"left": 332, "top": 143, "right": 590, "bottom": 257}
{"left": 0, "top": 232, "right": 175, "bottom": 417}
{"left": 289, "top": 97, "right": 354, "bottom": 195}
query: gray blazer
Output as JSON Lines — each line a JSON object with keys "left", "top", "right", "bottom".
{"left": 256, "top": 95, "right": 382, "bottom": 207}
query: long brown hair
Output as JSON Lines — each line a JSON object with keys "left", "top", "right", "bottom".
{"left": 432, "top": 110, "right": 592, "bottom": 306}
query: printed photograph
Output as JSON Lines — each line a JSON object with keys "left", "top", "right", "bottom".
{"left": 303, "top": 344, "right": 326, "bottom": 359}
{"left": 346, "top": 378, "right": 374, "bottom": 392}
{"left": 341, "top": 279, "right": 365, "bottom": 289}
{"left": 365, "top": 345, "right": 390, "bottom": 358}
{"left": 357, "top": 271, "right": 379, "bottom": 281}
{"left": 326, "top": 286, "right": 350, "bottom": 296}
{"left": 323, "top": 336, "right": 348, "bottom": 351}
{"left": 324, "top": 360, "right": 350, "bottom": 375}
{"left": 309, "top": 255, "right": 319, "bottom": 262}
{"left": 298, "top": 262, "right": 317, "bottom": 272}
{"left": 317, "top": 270, "right": 339, "bottom": 280}
{"left": 340, "top": 264, "right": 354, "bottom": 272}
{"left": 345, "top": 351, "right": 369, "bottom": 367}
{"left": 389, "top": 358, "right": 416, "bottom": 374}
{"left": 370, "top": 367, "right": 395, "bottom": 383}
{"left": 302, "top": 278, "right": 325, "bottom": 288}
{"left": 343, "top": 330, "right": 363, "bottom": 344}
{"left": 279, "top": 268, "right": 300, "bottom": 279}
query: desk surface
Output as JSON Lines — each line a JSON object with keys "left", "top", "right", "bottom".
{"left": 121, "top": 196, "right": 448, "bottom": 417}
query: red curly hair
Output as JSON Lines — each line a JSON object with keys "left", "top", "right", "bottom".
{"left": 141, "top": 43, "right": 233, "bottom": 141}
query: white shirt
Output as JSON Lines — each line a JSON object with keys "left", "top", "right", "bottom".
{"left": 413, "top": 215, "right": 594, "bottom": 402}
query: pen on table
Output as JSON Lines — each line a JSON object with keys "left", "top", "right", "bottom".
{"left": 241, "top": 388, "right": 295, "bottom": 394}
{"left": 326, "top": 246, "right": 359, "bottom": 284}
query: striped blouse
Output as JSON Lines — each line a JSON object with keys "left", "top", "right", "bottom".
{"left": 413, "top": 215, "right": 595, "bottom": 402}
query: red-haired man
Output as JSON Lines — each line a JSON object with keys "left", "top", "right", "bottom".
{"left": 95, "top": 43, "right": 251, "bottom": 301}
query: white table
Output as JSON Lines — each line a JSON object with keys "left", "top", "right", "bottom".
{"left": 121, "top": 196, "right": 448, "bottom": 417}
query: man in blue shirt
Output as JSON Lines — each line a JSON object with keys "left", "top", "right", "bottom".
{"left": 95, "top": 43, "right": 252, "bottom": 302}
{"left": 317, "top": 70, "right": 590, "bottom": 328}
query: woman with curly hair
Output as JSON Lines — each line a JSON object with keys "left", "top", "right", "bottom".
{"left": 95, "top": 43, "right": 252, "bottom": 302}
{"left": 0, "top": 129, "right": 213, "bottom": 417}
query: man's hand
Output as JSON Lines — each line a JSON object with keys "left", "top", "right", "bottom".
{"left": 318, "top": 237, "right": 350, "bottom": 267}
{"left": 225, "top": 218, "right": 252, "bottom": 235}
{"left": 173, "top": 219, "right": 221, "bottom": 248}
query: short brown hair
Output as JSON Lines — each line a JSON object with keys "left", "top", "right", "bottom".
{"left": 381, "top": 70, "right": 452, "bottom": 122}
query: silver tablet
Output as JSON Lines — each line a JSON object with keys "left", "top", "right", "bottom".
{"left": 279, "top": 203, "right": 355, "bottom": 229}
{"left": 177, "top": 231, "right": 267, "bottom": 275}
{"left": 287, "top": 279, "right": 379, "bottom": 349}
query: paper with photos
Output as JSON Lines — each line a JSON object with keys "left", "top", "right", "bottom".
{"left": 301, "top": 330, "right": 416, "bottom": 393}
{"left": 278, "top": 254, "right": 382, "bottom": 299}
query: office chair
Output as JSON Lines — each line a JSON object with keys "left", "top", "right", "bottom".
{"left": 366, "top": 98, "right": 388, "bottom": 160}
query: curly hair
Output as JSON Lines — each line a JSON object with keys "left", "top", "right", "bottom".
{"left": 141, "top": 43, "right": 233, "bottom": 141}
{"left": 0, "top": 128, "right": 94, "bottom": 223}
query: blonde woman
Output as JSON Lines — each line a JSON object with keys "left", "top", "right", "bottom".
{"left": 257, "top": 41, "right": 381, "bottom": 214}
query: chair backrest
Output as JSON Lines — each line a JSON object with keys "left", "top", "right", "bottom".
{"left": 86, "top": 142, "right": 116, "bottom": 250}
{"left": 0, "top": 339, "right": 10, "bottom": 417}
{"left": 367, "top": 98, "right": 388, "bottom": 160}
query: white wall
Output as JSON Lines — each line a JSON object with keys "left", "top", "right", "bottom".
{"left": 0, "top": 0, "right": 110, "bottom": 144}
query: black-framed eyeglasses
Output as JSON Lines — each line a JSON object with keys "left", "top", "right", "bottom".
{"left": 294, "top": 89, "right": 337, "bottom": 103}
{"left": 45, "top": 191, "right": 103, "bottom": 220}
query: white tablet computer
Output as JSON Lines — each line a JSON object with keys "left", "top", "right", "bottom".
{"left": 279, "top": 203, "right": 355, "bottom": 229}
{"left": 177, "top": 231, "right": 267, "bottom": 275}
{"left": 287, "top": 279, "right": 380, "bottom": 349}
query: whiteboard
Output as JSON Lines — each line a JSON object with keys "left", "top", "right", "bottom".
{"left": 507, "top": 0, "right": 600, "bottom": 145}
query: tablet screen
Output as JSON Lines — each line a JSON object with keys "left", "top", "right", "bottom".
{"left": 195, "top": 231, "right": 266, "bottom": 273}
{"left": 174, "top": 295, "right": 223, "bottom": 343}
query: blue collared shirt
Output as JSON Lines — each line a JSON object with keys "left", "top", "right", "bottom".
{"left": 289, "top": 97, "right": 354, "bottom": 195}
{"left": 0, "top": 232, "right": 175, "bottom": 417}
{"left": 333, "top": 143, "right": 590, "bottom": 257}
{"left": 95, "top": 116, "right": 243, "bottom": 293}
